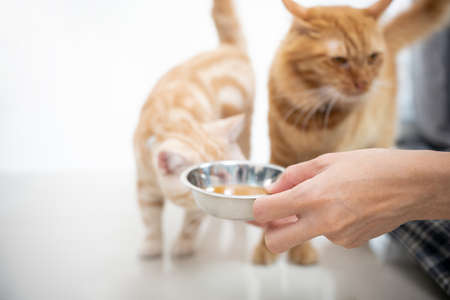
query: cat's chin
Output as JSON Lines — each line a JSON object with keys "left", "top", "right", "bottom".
{"left": 319, "top": 86, "right": 368, "bottom": 106}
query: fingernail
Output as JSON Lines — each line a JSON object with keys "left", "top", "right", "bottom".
{"left": 266, "top": 182, "right": 277, "bottom": 193}
{"left": 266, "top": 229, "right": 289, "bottom": 254}
{"left": 265, "top": 233, "right": 283, "bottom": 254}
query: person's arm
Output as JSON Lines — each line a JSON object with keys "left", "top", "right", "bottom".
{"left": 253, "top": 149, "right": 450, "bottom": 254}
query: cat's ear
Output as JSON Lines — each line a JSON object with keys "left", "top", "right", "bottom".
{"left": 156, "top": 150, "right": 188, "bottom": 175}
{"left": 364, "top": 0, "right": 392, "bottom": 19}
{"left": 282, "top": 0, "right": 308, "bottom": 19}
{"left": 203, "top": 114, "right": 245, "bottom": 143}
{"left": 282, "top": 0, "right": 314, "bottom": 32}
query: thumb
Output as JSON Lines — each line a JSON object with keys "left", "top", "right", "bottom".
{"left": 268, "top": 159, "right": 324, "bottom": 194}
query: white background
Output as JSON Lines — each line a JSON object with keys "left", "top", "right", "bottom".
{"left": 1, "top": 0, "right": 412, "bottom": 172}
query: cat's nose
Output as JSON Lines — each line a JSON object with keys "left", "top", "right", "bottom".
{"left": 354, "top": 79, "right": 368, "bottom": 91}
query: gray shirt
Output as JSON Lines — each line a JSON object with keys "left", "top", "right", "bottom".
{"left": 412, "top": 28, "right": 450, "bottom": 148}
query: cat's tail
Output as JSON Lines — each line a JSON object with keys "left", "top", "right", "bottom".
{"left": 212, "top": 0, "right": 246, "bottom": 50}
{"left": 383, "top": 0, "right": 450, "bottom": 54}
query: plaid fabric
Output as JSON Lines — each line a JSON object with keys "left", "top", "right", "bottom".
{"left": 390, "top": 220, "right": 450, "bottom": 296}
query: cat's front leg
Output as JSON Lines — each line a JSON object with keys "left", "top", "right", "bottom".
{"left": 252, "top": 234, "right": 279, "bottom": 265}
{"left": 288, "top": 241, "right": 318, "bottom": 265}
{"left": 138, "top": 181, "right": 164, "bottom": 258}
{"left": 172, "top": 209, "right": 204, "bottom": 258}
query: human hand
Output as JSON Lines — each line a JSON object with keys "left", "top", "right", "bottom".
{"left": 253, "top": 149, "right": 450, "bottom": 253}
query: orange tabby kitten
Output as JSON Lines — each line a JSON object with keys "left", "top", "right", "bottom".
{"left": 253, "top": 0, "right": 450, "bottom": 265}
{"left": 134, "top": 0, "right": 254, "bottom": 258}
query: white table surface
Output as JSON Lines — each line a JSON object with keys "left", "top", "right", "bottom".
{"left": 0, "top": 171, "right": 447, "bottom": 300}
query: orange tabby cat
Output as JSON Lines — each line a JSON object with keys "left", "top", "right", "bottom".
{"left": 253, "top": 0, "right": 450, "bottom": 265}
{"left": 134, "top": 0, "right": 254, "bottom": 258}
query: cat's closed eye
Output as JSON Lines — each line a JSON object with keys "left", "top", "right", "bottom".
{"left": 331, "top": 56, "right": 349, "bottom": 67}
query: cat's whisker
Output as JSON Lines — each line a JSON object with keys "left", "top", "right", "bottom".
{"left": 323, "top": 99, "right": 338, "bottom": 129}
{"left": 293, "top": 107, "right": 308, "bottom": 128}
{"left": 292, "top": 105, "right": 309, "bottom": 128}
{"left": 291, "top": 89, "right": 319, "bottom": 104}
{"left": 284, "top": 105, "right": 301, "bottom": 121}
{"left": 285, "top": 89, "right": 323, "bottom": 126}
{"left": 302, "top": 101, "right": 323, "bottom": 129}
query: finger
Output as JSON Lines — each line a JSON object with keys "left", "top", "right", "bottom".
{"left": 247, "top": 216, "right": 298, "bottom": 228}
{"left": 265, "top": 216, "right": 321, "bottom": 254}
{"left": 269, "top": 215, "right": 298, "bottom": 227}
{"left": 253, "top": 185, "right": 308, "bottom": 224}
{"left": 267, "top": 160, "right": 323, "bottom": 194}
{"left": 246, "top": 221, "right": 264, "bottom": 227}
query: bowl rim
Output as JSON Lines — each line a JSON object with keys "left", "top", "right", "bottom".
{"left": 180, "top": 160, "right": 285, "bottom": 200}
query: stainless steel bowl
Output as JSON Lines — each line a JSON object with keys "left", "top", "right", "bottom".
{"left": 180, "top": 161, "right": 285, "bottom": 221}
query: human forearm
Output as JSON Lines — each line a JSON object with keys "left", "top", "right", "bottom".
{"left": 409, "top": 151, "right": 450, "bottom": 220}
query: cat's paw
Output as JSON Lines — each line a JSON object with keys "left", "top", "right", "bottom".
{"left": 252, "top": 244, "right": 278, "bottom": 266}
{"left": 140, "top": 238, "right": 163, "bottom": 259}
{"left": 171, "top": 238, "right": 195, "bottom": 258}
{"left": 288, "top": 243, "right": 318, "bottom": 265}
